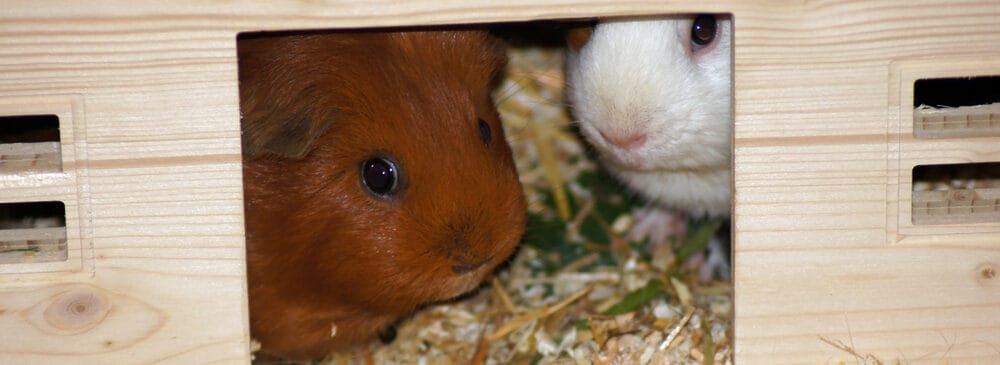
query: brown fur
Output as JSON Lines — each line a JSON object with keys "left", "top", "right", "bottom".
{"left": 565, "top": 25, "right": 594, "bottom": 52}
{"left": 239, "top": 29, "right": 526, "bottom": 360}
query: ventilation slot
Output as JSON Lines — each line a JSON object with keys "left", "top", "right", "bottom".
{"left": 912, "top": 162, "right": 1000, "bottom": 225}
{"left": 0, "top": 201, "right": 67, "bottom": 264}
{"left": 913, "top": 76, "right": 1000, "bottom": 139}
{"left": 0, "top": 114, "right": 61, "bottom": 173}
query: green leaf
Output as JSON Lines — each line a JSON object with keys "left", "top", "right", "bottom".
{"left": 677, "top": 219, "right": 722, "bottom": 262}
{"left": 579, "top": 169, "right": 643, "bottom": 224}
{"left": 602, "top": 278, "right": 666, "bottom": 315}
{"left": 520, "top": 165, "right": 647, "bottom": 275}
{"left": 523, "top": 212, "right": 567, "bottom": 252}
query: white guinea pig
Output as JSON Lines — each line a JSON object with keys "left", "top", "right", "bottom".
{"left": 566, "top": 15, "right": 732, "bottom": 280}
{"left": 566, "top": 14, "right": 732, "bottom": 221}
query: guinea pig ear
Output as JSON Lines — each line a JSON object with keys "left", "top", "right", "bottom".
{"left": 238, "top": 34, "right": 340, "bottom": 160}
{"left": 240, "top": 100, "right": 333, "bottom": 160}
{"left": 565, "top": 23, "right": 595, "bottom": 51}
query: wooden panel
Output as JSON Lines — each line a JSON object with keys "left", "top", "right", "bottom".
{"left": 0, "top": 0, "right": 998, "bottom": 364}
{"left": 0, "top": 4, "right": 247, "bottom": 364}
{"left": 732, "top": 1, "right": 1000, "bottom": 364}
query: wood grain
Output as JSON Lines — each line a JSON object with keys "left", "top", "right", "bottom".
{"left": 0, "top": 0, "right": 998, "bottom": 364}
{"left": 733, "top": 1, "right": 1000, "bottom": 364}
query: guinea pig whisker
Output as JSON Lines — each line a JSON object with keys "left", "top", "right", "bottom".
{"left": 506, "top": 70, "right": 564, "bottom": 90}
{"left": 493, "top": 82, "right": 525, "bottom": 101}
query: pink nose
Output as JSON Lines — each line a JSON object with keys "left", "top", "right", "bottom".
{"left": 600, "top": 131, "right": 647, "bottom": 150}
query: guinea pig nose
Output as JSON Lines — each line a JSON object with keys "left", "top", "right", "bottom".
{"left": 600, "top": 131, "right": 647, "bottom": 150}
{"left": 451, "top": 256, "right": 493, "bottom": 275}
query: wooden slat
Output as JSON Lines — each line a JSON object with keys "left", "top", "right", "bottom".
{"left": 912, "top": 188, "right": 1000, "bottom": 225}
{"left": 0, "top": 142, "right": 61, "bottom": 173}
{"left": 0, "top": 227, "right": 67, "bottom": 264}
{"left": 914, "top": 103, "right": 1000, "bottom": 139}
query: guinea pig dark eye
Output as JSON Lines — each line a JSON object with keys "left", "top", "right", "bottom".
{"left": 477, "top": 118, "right": 492, "bottom": 145}
{"left": 691, "top": 15, "right": 718, "bottom": 49}
{"left": 361, "top": 158, "right": 398, "bottom": 196}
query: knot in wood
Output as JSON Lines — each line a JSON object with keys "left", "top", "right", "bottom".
{"left": 43, "top": 289, "right": 110, "bottom": 333}
{"left": 979, "top": 263, "right": 998, "bottom": 281}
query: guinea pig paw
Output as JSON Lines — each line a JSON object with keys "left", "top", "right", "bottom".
{"left": 626, "top": 205, "right": 687, "bottom": 248}
{"left": 700, "top": 237, "right": 732, "bottom": 282}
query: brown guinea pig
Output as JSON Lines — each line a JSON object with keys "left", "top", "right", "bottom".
{"left": 238, "top": 29, "right": 527, "bottom": 360}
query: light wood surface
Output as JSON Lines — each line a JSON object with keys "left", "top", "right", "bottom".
{"left": 1, "top": 1, "right": 998, "bottom": 364}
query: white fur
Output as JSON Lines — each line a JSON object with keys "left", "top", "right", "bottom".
{"left": 566, "top": 16, "right": 732, "bottom": 218}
